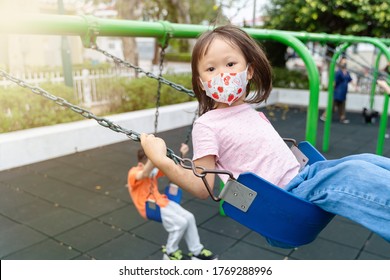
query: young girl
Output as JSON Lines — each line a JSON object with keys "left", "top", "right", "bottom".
{"left": 140, "top": 24, "right": 390, "bottom": 243}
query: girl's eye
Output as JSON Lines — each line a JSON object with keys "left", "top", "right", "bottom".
{"left": 227, "top": 62, "right": 235, "bottom": 67}
{"left": 206, "top": 67, "right": 215, "bottom": 72}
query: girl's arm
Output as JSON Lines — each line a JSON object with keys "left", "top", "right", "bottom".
{"left": 140, "top": 133, "right": 215, "bottom": 199}
{"left": 378, "top": 79, "right": 390, "bottom": 95}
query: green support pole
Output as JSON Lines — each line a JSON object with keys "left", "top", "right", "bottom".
{"left": 370, "top": 51, "right": 382, "bottom": 109}
{"left": 247, "top": 29, "right": 320, "bottom": 145}
{"left": 1, "top": 14, "right": 389, "bottom": 150}
{"left": 377, "top": 95, "right": 389, "bottom": 155}
{"left": 322, "top": 43, "right": 350, "bottom": 152}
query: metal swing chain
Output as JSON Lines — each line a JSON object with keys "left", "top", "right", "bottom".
{"left": 0, "top": 70, "right": 227, "bottom": 202}
{"left": 92, "top": 45, "right": 195, "bottom": 97}
{"left": 0, "top": 69, "right": 302, "bottom": 204}
{"left": 183, "top": 108, "right": 198, "bottom": 146}
{"left": 0, "top": 69, "right": 182, "bottom": 160}
{"left": 154, "top": 38, "right": 169, "bottom": 134}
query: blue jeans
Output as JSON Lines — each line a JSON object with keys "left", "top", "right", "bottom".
{"left": 285, "top": 153, "right": 390, "bottom": 242}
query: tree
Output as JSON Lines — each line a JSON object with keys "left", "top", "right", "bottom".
{"left": 115, "top": 0, "right": 141, "bottom": 67}
{"left": 262, "top": 0, "right": 390, "bottom": 66}
{"left": 264, "top": 0, "right": 390, "bottom": 36}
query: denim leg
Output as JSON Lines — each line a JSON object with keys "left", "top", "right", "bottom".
{"left": 285, "top": 154, "right": 390, "bottom": 242}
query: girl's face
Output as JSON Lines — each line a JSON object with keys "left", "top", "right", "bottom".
{"left": 198, "top": 37, "right": 252, "bottom": 84}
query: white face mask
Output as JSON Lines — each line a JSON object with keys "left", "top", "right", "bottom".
{"left": 200, "top": 66, "right": 249, "bottom": 106}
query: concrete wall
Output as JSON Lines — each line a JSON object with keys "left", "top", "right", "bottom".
{"left": 0, "top": 102, "right": 198, "bottom": 171}
{"left": 1, "top": 88, "right": 387, "bottom": 171}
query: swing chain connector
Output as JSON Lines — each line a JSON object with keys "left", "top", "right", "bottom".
{"left": 80, "top": 15, "right": 99, "bottom": 48}
{"left": 170, "top": 156, "right": 235, "bottom": 202}
{"left": 172, "top": 156, "right": 257, "bottom": 211}
{"left": 283, "top": 138, "right": 298, "bottom": 147}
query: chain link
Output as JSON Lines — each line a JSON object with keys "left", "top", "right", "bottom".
{"left": 0, "top": 68, "right": 221, "bottom": 202}
{"left": 93, "top": 46, "right": 195, "bottom": 97}
{"left": 154, "top": 38, "right": 169, "bottom": 134}
{"left": 0, "top": 69, "right": 139, "bottom": 142}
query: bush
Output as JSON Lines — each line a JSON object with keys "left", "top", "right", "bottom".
{"left": 0, "top": 83, "right": 83, "bottom": 133}
{"left": 0, "top": 67, "right": 310, "bottom": 133}
{"left": 116, "top": 73, "right": 195, "bottom": 113}
{"left": 0, "top": 73, "right": 195, "bottom": 133}
{"left": 272, "top": 67, "right": 309, "bottom": 89}
{"left": 165, "top": 53, "right": 192, "bottom": 63}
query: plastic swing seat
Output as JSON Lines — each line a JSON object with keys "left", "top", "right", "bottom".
{"left": 220, "top": 141, "right": 335, "bottom": 248}
{"left": 145, "top": 184, "right": 183, "bottom": 223}
{"left": 164, "top": 183, "right": 183, "bottom": 203}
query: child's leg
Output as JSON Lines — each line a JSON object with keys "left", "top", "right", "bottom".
{"left": 165, "top": 201, "right": 203, "bottom": 255}
{"left": 285, "top": 154, "right": 390, "bottom": 241}
{"left": 160, "top": 202, "right": 189, "bottom": 254}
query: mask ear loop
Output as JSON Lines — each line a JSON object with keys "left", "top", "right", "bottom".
{"left": 199, "top": 77, "right": 206, "bottom": 91}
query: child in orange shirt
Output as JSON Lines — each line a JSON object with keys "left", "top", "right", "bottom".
{"left": 128, "top": 145, "right": 217, "bottom": 260}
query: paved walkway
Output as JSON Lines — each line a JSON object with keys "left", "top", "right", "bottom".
{"left": 1, "top": 105, "right": 389, "bottom": 260}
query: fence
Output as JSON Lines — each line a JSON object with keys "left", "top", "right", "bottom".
{"left": 0, "top": 66, "right": 133, "bottom": 107}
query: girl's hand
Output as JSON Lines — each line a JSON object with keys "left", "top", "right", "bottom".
{"left": 140, "top": 133, "right": 168, "bottom": 165}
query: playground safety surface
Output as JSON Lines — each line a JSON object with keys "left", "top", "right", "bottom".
{"left": 1, "top": 105, "right": 389, "bottom": 260}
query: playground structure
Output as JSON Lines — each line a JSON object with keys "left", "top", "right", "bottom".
{"left": 1, "top": 14, "right": 390, "bottom": 257}
{"left": 0, "top": 13, "right": 389, "bottom": 154}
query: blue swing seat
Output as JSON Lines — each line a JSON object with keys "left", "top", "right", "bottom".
{"left": 221, "top": 141, "right": 335, "bottom": 248}
{"left": 146, "top": 184, "right": 183, "bottom": 222}
{"left": 146, "top": 199, "right": 162, "bottom": 223}
{"left": 164, "top": 183, "right": 183, "bottom": 203}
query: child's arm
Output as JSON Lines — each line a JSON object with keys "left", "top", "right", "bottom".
{"left": 135, "top": 159, "right": 155, "bottom": 180}
{"left": 180, "top": 143, "right": 190, "bottom": 158}
{"left": 140, "top": 133, "right": 215, "bottom": 199}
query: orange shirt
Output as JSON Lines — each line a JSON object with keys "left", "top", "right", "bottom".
{"left": 128, "top": 166, "right": 169, "bottom": 219}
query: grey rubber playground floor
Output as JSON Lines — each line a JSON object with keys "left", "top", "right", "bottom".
{"left": 1, "top": 105, "right": 389, "bottom": 260}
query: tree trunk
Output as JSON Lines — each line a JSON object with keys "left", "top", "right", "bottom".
{"left": 116, "top": 0, "right": 141, "bottom": 75}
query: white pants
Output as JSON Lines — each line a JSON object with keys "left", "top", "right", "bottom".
{"left": 160, "top": 201, "right": 203, "bottom": 255}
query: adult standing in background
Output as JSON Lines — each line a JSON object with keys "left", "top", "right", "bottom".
{"left": 321, "top": 57, "right": 352, "bottom": 124}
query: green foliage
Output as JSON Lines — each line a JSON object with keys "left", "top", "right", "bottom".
{"left": 1, "top": 70, "right": 309, "bottom": 132}
{"left": 23, "top": 62, "right": 113, "bottom": 73}
{"left": 272, "top": 67, "right": 309, "bottom": 89}
{"left": 264, "top": 0, "right": 390, "bottom": 37}
{"left": 261, "top": 41, "right": 288, "bottom": 68}
{"left": 116, "top": 73, "right": 195, "bottom": 113}
{"left": 0, "top": 83, "right": 83, "bottom": 133}
{"left": 165, "top": 52, "right": 192, "bottom": 62}
{"left": 142, "top": 0, "right": 219, "bottom": 24}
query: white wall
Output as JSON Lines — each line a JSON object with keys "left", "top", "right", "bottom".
{"left": 0, "top": 101, "right": 198, "bottom": 171}
{"left": 1, "top": 89, "right": 388, "bottom": 171}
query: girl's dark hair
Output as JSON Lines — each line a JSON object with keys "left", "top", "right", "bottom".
{"left": 191, "top": 24, "right": 272, "bottom": 116}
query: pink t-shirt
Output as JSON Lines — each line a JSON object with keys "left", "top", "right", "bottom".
{"left": 192, "top": 103, "right": 300, "bottom": 188}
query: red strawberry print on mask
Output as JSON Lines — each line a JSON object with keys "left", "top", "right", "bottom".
{"left": 228, "top": 94, "right": 235, "bottom": 102}
{"left": 224, "top": 76, "right": 231, "bottom": 85}
{"left": 237, "top": 88, "right": 242, "bottom": 94}
{"left": 212, "top": 93, "right": 219, "bottom": 99}
{"left": 207, "top": 81, "right": 212, "bottom": 88}
{"left": 230, "top": 73, "right": 237, "bottom": 76}
{"left": 217, "top": 86, "right": 224, "bottom": 93}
